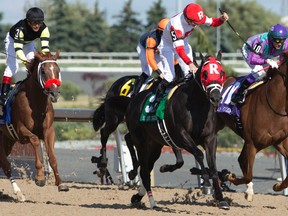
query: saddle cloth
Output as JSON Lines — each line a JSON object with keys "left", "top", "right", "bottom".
{"left": 140, "top": 82, "right": 185, "bottom": 122}
{"left": 217, "top": 77, "right": 263, "bottom": 118}
{"left": 120, "top": 77, "right": 154, "bottom": 97}
{"left": 0, "top": 83, "right": 20, "bottom": 125}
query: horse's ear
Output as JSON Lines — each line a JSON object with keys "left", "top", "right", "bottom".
{"left": 216, "top": 50, "right": 222, "bottom": 61}
{"left": 54, "top": 50, "right": 61, "bottom": 60}
{"left": 192, "top": 51, "right": 199, "bottom": 67}
{"left": 34, "top": 51, "right": 43, "bottom": 61}
{"left": 199, "top": 52, "right": 204, "bottom": 62}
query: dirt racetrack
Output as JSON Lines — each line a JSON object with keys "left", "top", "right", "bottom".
{"left": 0, "top": 179, "right": 287, "bottom": 216}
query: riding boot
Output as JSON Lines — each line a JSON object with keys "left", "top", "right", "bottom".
{"left": 131, "top": 72, "right": 148, "bottom": 96}
{"left": 150, "top": 79, "right": 169, "bottom": 113}
{"left": 231, "top": 74, "right": 256, "bottom": 104}
{"left": 0, "top": 83, "right": 11, "bottom": 106}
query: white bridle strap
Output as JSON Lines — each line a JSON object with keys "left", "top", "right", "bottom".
{"left": 37, "top": 60, "right": 61, "bottom": 89}
{"left": 206, "top": 83, "right": 223, "bottom": 92}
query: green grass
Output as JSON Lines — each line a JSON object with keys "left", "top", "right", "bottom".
{"left": 53, "top": 94, "right": 101, "bottom": 108}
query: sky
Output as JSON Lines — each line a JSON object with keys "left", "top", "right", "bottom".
{"left": 0, "top": 0, "right": 286, "bottom": 26}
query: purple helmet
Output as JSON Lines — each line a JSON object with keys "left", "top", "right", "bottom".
{"left": 268, "top": 24, "right": 288, "bottom": 39}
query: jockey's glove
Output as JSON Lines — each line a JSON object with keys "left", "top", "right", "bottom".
{"left": 266, "top": 59, "right": 278, "bottom": 69}
{"left": 151, "top": 69, "right": 162, "bottom": 79}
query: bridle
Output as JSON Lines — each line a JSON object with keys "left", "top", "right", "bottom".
{"left": 37, "top": 59, "right": 62, "bottom": 96}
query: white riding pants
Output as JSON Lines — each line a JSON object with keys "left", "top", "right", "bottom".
{"left": 3, "top": 32, "right": 35, "bottom": 77}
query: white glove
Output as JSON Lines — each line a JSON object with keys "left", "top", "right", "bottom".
{"left": 266, "top": 59, "right": 278, "bottom": 69}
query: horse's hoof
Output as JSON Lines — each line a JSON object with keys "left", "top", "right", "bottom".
{"left": 16, "top": 191, "right": 26, "bottom": 202}
{"left": 58, "top": 184, "right": 69, "bottom": 192}
{"left": 128, "top": 171, "right": 137, "bottom": 180}
{"left": 218, "top": 201, "right": 230, "bottom": 210}
{"left": 131, "top": 193, "right": 144, "bottom": 204}
{"left": 245, "top": 193, "right": 253, "bottom": 202}
{"left": 35, "top": 178, "right": 46, "bottom": 187}
{"left": 159, "top": 165, "right": 168, "bottom": 173}
{"left": 273, "top": 182, "right": 281, "bottom": 192}
{"left": 202, "top": 186, "right": 212, "bottom": 195}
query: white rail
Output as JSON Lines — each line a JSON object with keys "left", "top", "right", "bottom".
{"left": 0, "top": 52, "right": 249, "bottom": 73}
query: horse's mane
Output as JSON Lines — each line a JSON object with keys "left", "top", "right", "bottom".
{"left": 25, "top": 51, "right": 59, "bottom": 77}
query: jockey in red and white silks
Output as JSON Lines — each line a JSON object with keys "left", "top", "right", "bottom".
{"left": 157, "top": 3, "right": 229, "bottom": 82}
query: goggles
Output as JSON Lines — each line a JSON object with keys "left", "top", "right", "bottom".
{"left": 28, "top": 20, "right": 43, "bottom": 26}
{"left": 272, "top": 38, "right": 285, "bottom": 44}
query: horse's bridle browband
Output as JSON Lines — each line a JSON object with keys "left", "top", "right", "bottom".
{"left": 265, "top": 67, "right": 288, "bottom": 117}
{"left": 37, "top": 60, "right": 62, "bottom": 90}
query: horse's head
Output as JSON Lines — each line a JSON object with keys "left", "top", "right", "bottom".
{"left": 199, "top": 51, "right": 226, "bottom": 107}
{"left": 32, "top": 50, "right": 62, "bottom": 103}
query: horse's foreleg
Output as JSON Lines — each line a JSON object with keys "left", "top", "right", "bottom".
{"left": 273, "top": 143, "right": 288, "bottom": 191}
{"left": 227, "top": 143, "right": 256, "bottom": 201}
{"left": 0, "top": 140, "right": 25, "bottom": 201}
{"left": 245, "top": 182, "right": 254, "bottom": 201}
{"left": 205, "top": 135, "right": 227, "bottom": 207}
{"left": 132, "top": 141, "right": 161, "bottom": 209}
{"left": 44, "top": 128, "right": 69, "bottom": 191}
{"left": 124, "top": 133, "right": 139, "bottom": 180}
{"left": 159, "top": 148, "right": 184, "bottom": 173}
{"left": 29, "top": 135, "right": 46, "bottom": 187}
{"left": 10, "top": 177, "right": 25, "bottom": 201}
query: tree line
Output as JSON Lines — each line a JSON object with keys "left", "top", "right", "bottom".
{"left": 0, "top": 0, "right": 281, "bottom": 54}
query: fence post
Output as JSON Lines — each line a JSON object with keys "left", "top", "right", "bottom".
{"left": 114, "top": 129, "right": 128, "bottom": 184}
{"left": 278, "top": 152, "right": 288, "bottom": 196}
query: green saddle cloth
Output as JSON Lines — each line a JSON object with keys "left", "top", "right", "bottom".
{"left": 140, "top": 94, "right": 167, "bottom": 122}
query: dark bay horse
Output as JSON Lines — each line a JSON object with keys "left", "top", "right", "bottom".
{"left": 0, "top": 51, "right": 68, "bottom": 201}
{"left": 125, "top": 52, "right": 229, "bottom": 209}
{"left": 216, "top": 49, "right": 288, "bottom": 201}
{"left": 92, "top": 65, "right": 185, "bottom": 180}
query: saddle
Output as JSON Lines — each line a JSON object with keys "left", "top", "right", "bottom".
{"left": 0, "top": 82, "right": 22, "bottom": 140}
{"left": 217, "top": 78, "right": 264, "bottom": 135}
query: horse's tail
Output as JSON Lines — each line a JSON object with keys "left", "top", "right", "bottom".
{"left": 93, "top": 102, "right": 105, "bottom": 131}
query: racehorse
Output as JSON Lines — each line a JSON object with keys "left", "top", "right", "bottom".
{"left": 0, "top": 50, "right": 68, "bottom": 202}
{"left": 125, "top": 51, "right": 229, "bottom": 209}
{"left": 92, "top": 64, "right": 185, "bottom": 180}
{"left": 216, "top": 48, "right": 288, "bottom": 201}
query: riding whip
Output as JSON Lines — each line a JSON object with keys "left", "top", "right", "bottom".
{"left": 218, "top": 8, "right": 258, "bottom": 55}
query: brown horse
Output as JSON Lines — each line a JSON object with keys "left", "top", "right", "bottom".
{"left": 216, "top": 49, "right": 288, "bottom": 201}
{"left": 0, "top": 50, "right": 68, "bottom": 202}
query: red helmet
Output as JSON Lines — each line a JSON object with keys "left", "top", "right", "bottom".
{"left": 183, "top": 3, "right": 206, "bottom": 25}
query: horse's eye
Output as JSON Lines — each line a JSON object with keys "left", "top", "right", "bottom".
{"left": 203, "top": 71, "right": 208, "bottom": 79}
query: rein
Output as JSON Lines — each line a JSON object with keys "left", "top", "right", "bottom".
{"left": 265, "top": 69, "right": 288, "bottom": 117}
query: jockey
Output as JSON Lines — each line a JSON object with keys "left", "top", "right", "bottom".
{"left": 231, "top": 24, "right": 288, "bottom": 104}
{"left": 150, "top": 3, "right": 229, "bottom": 112}
{"left": 133, "top": 18, "right": 169, "bottom": 96}
{"left": 0, "top": 7, "right": 50, "bottom": 106}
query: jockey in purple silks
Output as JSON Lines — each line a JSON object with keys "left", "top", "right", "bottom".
{"left": 232, "top": 24, "right": 288, "bottom": 104}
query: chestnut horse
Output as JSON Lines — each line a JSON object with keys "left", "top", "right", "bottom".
{"left": 216, "top": 49, "right": 288, "bottom": 201}
{"left": 0, "top": 51, "right": 68, "bottom": 202}
{"left": 125, "top": 52, "right": 229, "bottom": 209}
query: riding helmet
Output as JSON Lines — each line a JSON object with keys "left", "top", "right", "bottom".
{"left": 268, "top": 24, "right": 288, "bottom": 39}
{"left": 157, "top": 18, "right": 169, "bottom": 31}
{"left": 26, "top": 7, "right": 44, "bottom": 22}
{"left": 183, "top": 3, "right": 206, "bottom": 25}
